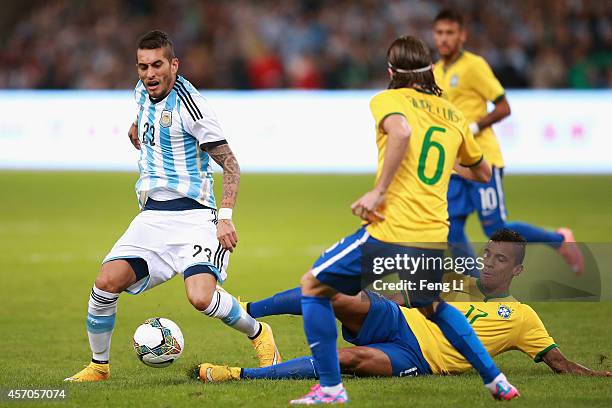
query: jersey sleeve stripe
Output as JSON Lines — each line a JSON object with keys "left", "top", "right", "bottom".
{"left": 175, "top": 80, "right": 204, "bottom": 119}
{"left": 175, "top": 88, "right": 196, "bottom": 121}
{"left": 533, "top": 343, "right": 558, "bottom": 362}
{"left": 492, "top": 93, "right": 505, "bottom": 104}
{"left": 376, "top": 111, "right": 406, "bottom": 131}
{"left": 201, "top": 139, "right": 228, "bottom": 149}
{"left": 177, "top": 80, "right": 204, "bottom": 119}
{"left": 460, "top": 154, "right": 484, "bottom": 168}
{"left": 174, "top": 86, "right": 200, "bottom": 122}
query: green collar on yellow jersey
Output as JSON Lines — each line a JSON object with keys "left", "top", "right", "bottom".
{"left": 414, "top": 88, "right": 434, "bottom": 95}
{"left": 476, "top": 278, "right": 511, "bottom": 302}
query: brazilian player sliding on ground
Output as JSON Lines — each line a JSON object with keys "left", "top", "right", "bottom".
{"left": 197, "top": 230, "right": 611, "bottom": 381}
{"left": 263, "top": 35, "right": 518, "bottom": 404}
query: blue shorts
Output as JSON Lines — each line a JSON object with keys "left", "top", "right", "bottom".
{"left": 341, "top": 291, "right": 432, "bottom": 377}
{"left": 448, "top": 167, "right": 507, "bottom": 226}
{"left": 312, "top": 227, "right": 445, "bottom": 306}
{"left": 311, "top": 227, "right": 374, "bottom": 296}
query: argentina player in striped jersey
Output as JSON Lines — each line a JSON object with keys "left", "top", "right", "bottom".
{"left": 65, "top": 30, "right": 280, "bottom": 382}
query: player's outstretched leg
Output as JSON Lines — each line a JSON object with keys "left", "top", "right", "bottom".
{"left": 197, "top": 356, "right": 319, "bottom": 383}
{"left": 245, "top": 287, "right": 302, "bottom": 318}
{"left": 65, "top": 260, "right": 137, "bottom": 382}
{"left": 474, "top": 170, "right": 584, "bottom": 275}
{"left": 185, "top": 271, "right": 281, "bottom": 367}
{"left": 554, "top": 227, "right": 584, "bottom": 275}
{"left": 426, "top": 301, "right": 519, "bottom": 400}
{"left": 290, "top": 272, "right": 348, "bottom": 405}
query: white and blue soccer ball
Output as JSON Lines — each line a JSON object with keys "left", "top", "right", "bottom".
{"left": 133, "top": 317, "right": 184, "bottom": 368}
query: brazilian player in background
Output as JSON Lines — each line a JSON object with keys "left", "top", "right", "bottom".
{"left": 289, "top": 36, "right": 519, "bottom": 404}
{"left": 432, "top": 9, "right": 584, "bottom": 276}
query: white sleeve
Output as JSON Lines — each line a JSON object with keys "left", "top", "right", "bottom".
{"left": 180, "top": 92, "right": 226, "bottom": 146}
{"left": 133, "top": 82, "right": 144, "bottom": 125}
{"left": 134, "top": 80, "right": 146, "bottom": 104}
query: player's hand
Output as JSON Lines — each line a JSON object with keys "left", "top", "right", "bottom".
{"left": 592, "top": 370, "right": 612, "bottom": 377}
{"left": 128, "top": 122, "right": 140, "bottom": 150}
{"left": 217, "top": 219, "right": 238, "bottom": 252}
{"left": 351, "top": 189, "right": 385, "bottom": 223}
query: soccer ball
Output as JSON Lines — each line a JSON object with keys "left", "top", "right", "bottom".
{"left": 133, "top": 317, "right": 184, "bottom": 368}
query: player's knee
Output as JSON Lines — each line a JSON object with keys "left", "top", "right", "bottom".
{"left": 300, "top": 272, "right": 318, "bottom": 295}
{"left": 301, "top": 271, "right": 333, "bottom": 297}
{"left": 339, "top": 348, "right": 368, "bottom": 373}
{"left": 94, "top": 273, "right": 123, "bottom": 294}
{"left": 97, "top": 260, "right": 139, "bottom": 293}
{"left": 339, "top": 349, "right": 359, "bottom": 372}
{"left": 187, "top": 290, "right": 215, "bottom": 312}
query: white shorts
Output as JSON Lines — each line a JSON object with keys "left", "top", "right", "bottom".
{"left": 103, "top": 209, "right": 229, "bottom": 294}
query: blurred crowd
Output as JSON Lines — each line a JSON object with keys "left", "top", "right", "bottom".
{"left": 1, "top": 0, "right": 610, "bottom": 89}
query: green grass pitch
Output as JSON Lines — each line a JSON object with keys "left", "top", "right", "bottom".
{"left": 1, "top": 171, "right": 611, "bottom": 407}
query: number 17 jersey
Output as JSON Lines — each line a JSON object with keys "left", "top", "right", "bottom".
{"left": 366, "top": 88, "right": 483, "bottom": 244}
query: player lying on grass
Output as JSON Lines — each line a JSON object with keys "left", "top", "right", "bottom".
{"left": 65, "top": 30, "right": 280, "bottom": 382}
{"left": 196, "top": 230, "right": 611, "bottom": 382}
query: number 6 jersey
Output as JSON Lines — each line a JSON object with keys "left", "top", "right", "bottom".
{"left": 367, "top": 88, "right": 483, "bottom": 243}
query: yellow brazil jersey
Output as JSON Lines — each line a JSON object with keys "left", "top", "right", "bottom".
{"left": 400, "top": 276, "right": 557, "bottom": 375}
{"left": 434, "top": 50, "right": 505, "bottom": 167}
{"left": 366, "top": 88, "right": 483, "bottom": 244}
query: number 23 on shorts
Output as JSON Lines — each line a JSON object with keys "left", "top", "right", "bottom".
{"left": 192, "top": 244, "right": 212, "bottom": 261}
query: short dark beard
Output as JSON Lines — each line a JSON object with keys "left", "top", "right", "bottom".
{"left": 149, "top": 73, "right": 177, "bottom": 102}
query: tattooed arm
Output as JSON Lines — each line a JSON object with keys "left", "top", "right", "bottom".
{"left": 206, "top": 143, "right": 241, "bottom": 209}
{"left": 205, "top": 142, "right": 241, "bottom": 252}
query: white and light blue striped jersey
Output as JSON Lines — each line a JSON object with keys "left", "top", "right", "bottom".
{"left": 133, "top": 75, "right": 225, "bottom": 209}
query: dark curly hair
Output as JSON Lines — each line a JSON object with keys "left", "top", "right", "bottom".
{"left": 489, "top": 229, "right": 527, "bottom": 265}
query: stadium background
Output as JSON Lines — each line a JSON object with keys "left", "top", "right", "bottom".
{"left": 1, "top": 1, "right": 611, "bottom": 407}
